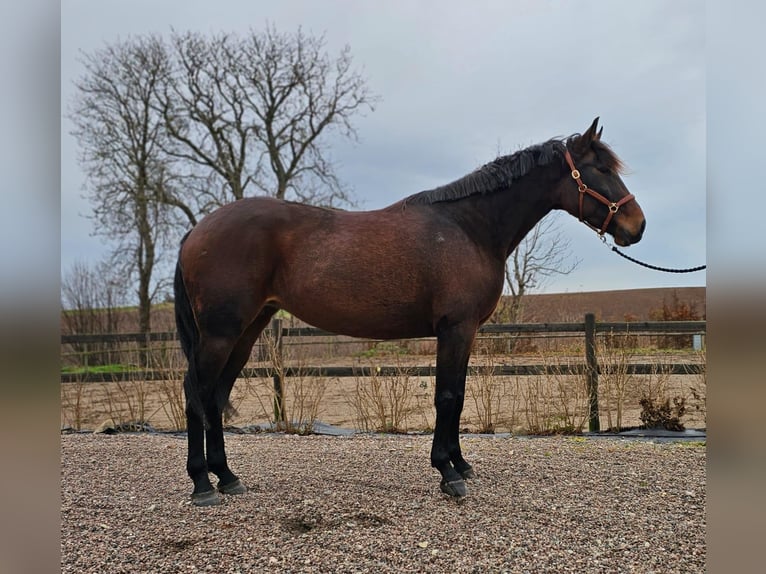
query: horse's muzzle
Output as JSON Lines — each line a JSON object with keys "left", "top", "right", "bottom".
{"left": 615, "top": 218, "right": 646, "bottom": 246}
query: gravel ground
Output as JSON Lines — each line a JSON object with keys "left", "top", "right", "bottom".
{"left": 61, "top": 433, "right": 705, "bottom": 573}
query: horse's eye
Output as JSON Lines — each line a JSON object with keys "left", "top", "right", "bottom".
{"left": 596, "top": 166, "right": 611, "bottom": 174}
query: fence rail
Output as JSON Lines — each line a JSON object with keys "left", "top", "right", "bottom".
{"left": 61, "top": 319, "right": 706, "bottom": 345}
{"left": 61, "top": 363, "right": 704, "bottom": 384}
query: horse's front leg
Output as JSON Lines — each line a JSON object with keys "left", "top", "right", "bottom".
{"left": 431, "top": 322, "right": 477, "bottom": 497}
{"left": 448, "top": 355, "right": 475, "bottom": 480}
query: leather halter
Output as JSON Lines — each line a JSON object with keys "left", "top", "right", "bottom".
{"left": 564, "top": 149, "right": 635, "bottom": 235}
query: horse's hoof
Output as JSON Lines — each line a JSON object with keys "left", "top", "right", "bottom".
{"left": 191, "top": 489, "right": 221, "bottom": 506}
{"left": 440, "top": 478, "right": 467, "bottom": 498}
{"left": 459, "top": 466, "right": 476, "bottom": 480}
{"left": 218, "top": 478, "right": 247, "bottom": 495}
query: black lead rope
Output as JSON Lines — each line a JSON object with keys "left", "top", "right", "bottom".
{"left": 606, "top": 240, "right": 706, "bottom": 273}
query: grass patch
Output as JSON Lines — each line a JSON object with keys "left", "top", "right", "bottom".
{"left": 61, "top": 364, "right": 140, "bottom": 375}
{"left": 677, "top": 441, "right": 706, "bottom": 448}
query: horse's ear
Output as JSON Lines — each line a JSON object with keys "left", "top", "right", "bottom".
{"left": 572, "top": 117, "right": 600, "bottom": 153}
{"left": 596, "top": 126, "right": 603, "bottom": 140}
{"left": 583, "top": 117, "right": 600, "bottom": 142}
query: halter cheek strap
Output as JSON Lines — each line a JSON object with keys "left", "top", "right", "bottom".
{"left": 564, "top": 149, "right": 635, "bottom": 235}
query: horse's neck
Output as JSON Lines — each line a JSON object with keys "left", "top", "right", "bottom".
{"left": 442, "top": 173, "right": 558, "bottom": 261}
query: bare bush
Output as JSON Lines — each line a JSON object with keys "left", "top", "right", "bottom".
{"left": 543, "top": 356, "right": 589, "bottom": 434}
{"left": 522, "top": 375, "right": 558, "bottom": 434}
{"left": 286, "top": 370, "right": 328, "bottom": 435}
{"left": 687, "top": 349, "right": 706, "bottom": 425}
{"left": 265, "top": 329, "right": 328, "bottom": 434}
{"left": 153, "top": 346, "right": 187, "bottom": 431}
{"left": 640, "top": 363, "right": 673, "bottom": 410}
{"left": 597, "top": 330, "right": 634, "bottom": 431}
{"left": 639, "top": 396, "right": 687, "bottom": 431}
{"left": 347, "top": 358, "right": 423, "bottom": 433}
{"left": 638, "top": 363, "right": 686, "bottom": 430}
{"left": 233, "top": 376, "right": 280, "bottom": 428}
{"left": 467, "top": 347, "right": 519, "bottom": 434}
{"left": 157, "top": 377, "right": 186, "bottom": 431}
{"left": 521, "top": 369, "right": 587, "bottom": 435}
{"left": 61, "top": 377, "right": 89, "bottom": 431}
{"left": 103, "top": 377, "right": 151, "bottom": 429}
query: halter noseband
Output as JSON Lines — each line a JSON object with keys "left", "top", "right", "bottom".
{"left": 564, "top": 149, "right": 635, "bottom": 236}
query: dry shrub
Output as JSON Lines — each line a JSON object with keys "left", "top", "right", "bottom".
{"left": 597, "top": 330, "right": 634, "bottom": 431}
{"left": 265, "top": 329, "right": 327, "bottom": 434}
{"left": 284, "top": 370, "right": 328, "bottom": 435}
{"left": 638, "top": 363, "right": 686, "bottom": 430}
{"left": 522, "top": 375, "right": 559, "bottom": 434}
{"left": 154, "top": 346, "right": 187, "bottom": 431}
{"left": 522, "top": 363, "right": 587, "bottom": 435}
{"left": 634, "top": 348, "right": 705, "bottom": 431}
{"left": 232, "top": 376, "right": 277, "bottom": 426}
{"left": 507, "top": 349, "right": 589, "bottom": 435}
{"left": 543, "top": 356, "right": 589, "bottom": 434}
{"left": 466, "top": 346, "right": 519, "bottom": 434}
{"left": 347, "top": 358, "right": 425, "bottom": 433}
{"left": 639, "top": 396, "right": 686, "bottom": 431}
{"left": 118, "top": 339, "right": 183, "bottom": 427}
{"left": 687, "top": 349, "right": 706, "bottom": 425}
{"left": 102, "top": 376, "right": 151, "bottom": 429}
{"left": 61, "top": 376, "right": 89, "bottom": 431}
{"left": 156, "top": 376, "right": 186, "bottom": 431}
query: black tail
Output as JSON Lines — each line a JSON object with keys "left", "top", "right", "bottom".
{"left": 174, "top": 231, "right": 207, "bottom": 428}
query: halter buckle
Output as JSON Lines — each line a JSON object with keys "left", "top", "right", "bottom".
{"left": 571, "top": 169, "right": 581, "bottom": 180}
{"left": 609, "top": 203, "right": 619, "bottom": 213}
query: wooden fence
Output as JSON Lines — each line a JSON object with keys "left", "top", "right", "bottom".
{"left": 61, "top": 314, "right": 705, "bottom": 431}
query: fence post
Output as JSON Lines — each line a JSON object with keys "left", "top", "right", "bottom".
{"left": 144, "top": 332, "right": 152, "bottom": 370}
{"left": 271, "top": 318, "right": 286, "bottom": 425}
{"left": 584, "top": 313, "right": 600, "bottom": 432}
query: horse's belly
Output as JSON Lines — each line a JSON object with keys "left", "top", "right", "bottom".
{"left": 278, "top": 289, "right": 434, "bottom": 340}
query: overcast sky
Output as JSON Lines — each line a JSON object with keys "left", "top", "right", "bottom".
{"left": 61, "top": 0, "right": 706, "bottom": 295}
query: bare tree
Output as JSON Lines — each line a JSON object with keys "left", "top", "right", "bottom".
{"left": 492, "top": 213, "right": 581, "bottom": 324}
{"left": 68, "top": 27, "right": 377, "bottom": 334}
{"left": 69, "top": 36, "right": 180, "bottom": 335}
{"left": 157, "top": 31, "right": 254, "bottom": 211}
{"left": 159, "top": 26, "right": 378, "bottom": 208}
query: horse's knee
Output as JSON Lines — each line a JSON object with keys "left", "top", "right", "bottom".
{"left": 434, "top": 389, "right": 457, "bottom": 411}
{"left": 435, "top": 388, "right": 466, "bottom": 419}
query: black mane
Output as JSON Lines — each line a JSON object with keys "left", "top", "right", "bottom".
{"left": 404, "top": 139, "right": 566, "bottom": 206}
{"left": 403, "top": 134, "right": 623, "bottom": 206}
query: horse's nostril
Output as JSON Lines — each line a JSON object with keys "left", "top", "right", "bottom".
{"left": 639, "top": 219, "right": 646, "bottom": 235}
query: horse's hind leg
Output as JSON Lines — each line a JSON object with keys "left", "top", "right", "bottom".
{"left": 185, "top": 336, "right": 236, "bottom": 506}
{"left": 204, "top": 307, "right": 278, "bottom": 498}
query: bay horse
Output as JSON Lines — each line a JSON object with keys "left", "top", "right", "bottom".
{"left": 174, "top": 118, "right": 646, "bottom": 505}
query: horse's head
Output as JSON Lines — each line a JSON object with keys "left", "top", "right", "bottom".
{"left": 558, "top": 118, "right": 646, "bottom": 247}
